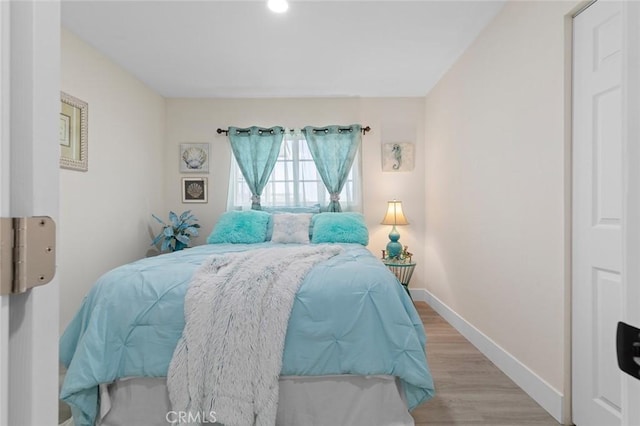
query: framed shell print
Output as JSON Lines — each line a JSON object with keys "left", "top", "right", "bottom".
{"left": 182, "top": 177, "right": 208, "bottom": 203}
{"left": 180, "top": 143, "right": 210, "bottom": 173}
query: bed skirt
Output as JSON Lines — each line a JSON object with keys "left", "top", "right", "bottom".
{"left": 93, "top": 375, "right": 414, "bottom": 426}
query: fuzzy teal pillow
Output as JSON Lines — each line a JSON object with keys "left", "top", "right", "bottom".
{"left": 207, "top": 210, "right": 271, "bottom": 244}
{"left": 311, "top": 212, "right": 369, "bottom": 245}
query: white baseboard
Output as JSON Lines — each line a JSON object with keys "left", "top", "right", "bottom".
{"left": 410, "top": 288, "right": 564, "bottom": 424}
{"left": 409, "top": 288, "right": 429, "bottom": 303}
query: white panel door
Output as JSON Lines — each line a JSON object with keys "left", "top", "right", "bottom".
{"left": 573, "top": 1, "right": 624, "bottom": 426}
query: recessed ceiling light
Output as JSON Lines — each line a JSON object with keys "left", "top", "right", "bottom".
{"left": 267, "top": 0, "right": 289, "bottom": 14}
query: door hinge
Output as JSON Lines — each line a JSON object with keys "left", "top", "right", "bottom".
{"left": 0, "top": 217, "right": 56, "bottom": 296}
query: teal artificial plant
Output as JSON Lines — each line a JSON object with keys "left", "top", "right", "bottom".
{"left": 151, "top": 210, "right": 200, "bottom": 252}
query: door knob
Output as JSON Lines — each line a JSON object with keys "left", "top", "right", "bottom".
{"left": 617, "top": 321, "right": 640, "bottom": 380}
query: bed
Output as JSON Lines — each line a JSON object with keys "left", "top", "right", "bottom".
{"left": 60, "top": 212, "right": 435, "bottom": 426}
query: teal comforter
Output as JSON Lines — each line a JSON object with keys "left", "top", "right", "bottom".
{"left": 60, "top": 243, "right": 434, "bottom": 426}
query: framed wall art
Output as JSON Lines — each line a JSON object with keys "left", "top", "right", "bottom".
{"left": 180, "top": 143, "right": 210, "bottom": 173}
{"left": 60, "top": 92, "right": 88, "bottom": 171}
{"left": 382, "top": 142, "right": 415, "bottom": 172}
{"left": 182, "top": 177, "right": 208, "bottom": 203}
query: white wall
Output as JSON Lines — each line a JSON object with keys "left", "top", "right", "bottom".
{"left": 165, "top": 98, "right": 427, "bottom": 285}
{"left": 59, "top": 29, "right": 166, "bottom": 332}
{"left": 424, "top": 0, "right": 576, "bottom": 417}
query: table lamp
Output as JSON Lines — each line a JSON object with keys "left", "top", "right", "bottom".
{"left": 381, "top": 200, "right": 409, "bottom": 258}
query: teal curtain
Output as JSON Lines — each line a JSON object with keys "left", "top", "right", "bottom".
{"left": 303, "top": 124, "right": 362, "bottom": 212}
{"left": 228, "top": 126, "right": 284, "bottom": 210}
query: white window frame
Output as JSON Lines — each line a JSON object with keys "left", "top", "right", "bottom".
{"left": 227, "top": 131, "right": 362, "bottom": 211}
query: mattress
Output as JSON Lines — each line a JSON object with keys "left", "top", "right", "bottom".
{"left": 60, "top": 242, "right": 434, "bottom": 426}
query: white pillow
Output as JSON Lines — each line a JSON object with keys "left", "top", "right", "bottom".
{"left": 271, "top": 213, "right": 313, "bottom": 244}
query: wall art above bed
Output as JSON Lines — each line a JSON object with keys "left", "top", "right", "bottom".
{"left": 60, "top": 92, "right": 88, "bottom": 172}
{"left": 382, "top": 142, "right": 414, "bottom": 172}
{"left": 180, "top": 143, "right": 210, "bottom": 173}
{"left": 182, "top": 177, "right": 208, "bottom": 203}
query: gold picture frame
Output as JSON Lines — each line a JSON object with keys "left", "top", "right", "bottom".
{"left": 60, "top": 92, "right": 88, "bottom": 171}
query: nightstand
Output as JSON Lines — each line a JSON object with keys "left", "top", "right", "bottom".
{"left": 382, "top": 259, "right": 416, "bottom": 298}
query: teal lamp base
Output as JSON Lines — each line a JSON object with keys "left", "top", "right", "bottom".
{"left": 386, "top": 226, "right": 402, "bottom": 258}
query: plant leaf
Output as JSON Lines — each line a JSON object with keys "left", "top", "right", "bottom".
{"left": 179, "top": 210, "right": 191, "bottom": 221}
{"left": 175, "top": 234, "right": 190, "bottom": 244}
{"left": 151, "top": 214, "right": 165, "bottom": 225}
{"left": 169, "top": 211, "right": 179, "bottom": 227}
{"left": 163, "top": 226, "right": 174, "bottom": 237}
{"left": 185, "top": 226, "right": 199, "bottom": 236}
{"left": 151, "top": 233, "right": 164, "bottom": 246}
{"left": 161, "top": 238, "right": 171, "bottom": 252}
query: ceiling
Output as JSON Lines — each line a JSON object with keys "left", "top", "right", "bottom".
{"left": 61, "top": 1, "right": 505, "bottom": 98}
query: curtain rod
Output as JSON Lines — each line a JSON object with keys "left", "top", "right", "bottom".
{"left": 216, "top": 126, "right": 371, "bottom": 136}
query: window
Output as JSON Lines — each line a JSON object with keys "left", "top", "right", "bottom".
{"left": 228, "top": 131, "right": 362, "bottom": 211}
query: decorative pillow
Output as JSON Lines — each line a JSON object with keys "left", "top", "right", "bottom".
{"left": 311, "top": 212, "right": 369, "bottom": 245}
{"left": 265, "top": 206, "right": 320, "bottom": 240}
{"left": 206, "top": 210, "right": 271, "bottom": 244}
{"left": 271, "top": 213, "right": 313, "bottom": 244}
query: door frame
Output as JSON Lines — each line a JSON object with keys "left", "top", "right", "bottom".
{"left": 1, "top": 1, "right": 60, "bottom": 425}
{"left": 0, "top": 2, "right": 9, "bottom": 424}
{"left": 621, "top": 2, "right": 640, "bottom": 425}
{"left": 567, "top": 3, "right": 592, "bottom": 424}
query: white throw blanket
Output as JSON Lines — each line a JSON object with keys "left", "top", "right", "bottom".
{"left": 167, "top": 245, "right": 343, "bottom": 426}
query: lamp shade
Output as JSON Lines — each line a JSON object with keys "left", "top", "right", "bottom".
{"left": 381, "top": 200, "right": 409, "bottom": 226}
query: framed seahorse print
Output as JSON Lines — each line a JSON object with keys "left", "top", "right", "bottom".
{"left": 382, "top": 142, "right": 415, "bottom": 172}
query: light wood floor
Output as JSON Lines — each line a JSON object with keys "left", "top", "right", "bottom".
{"left": 412, "top": 302, "right": 562, "bottom": 426}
